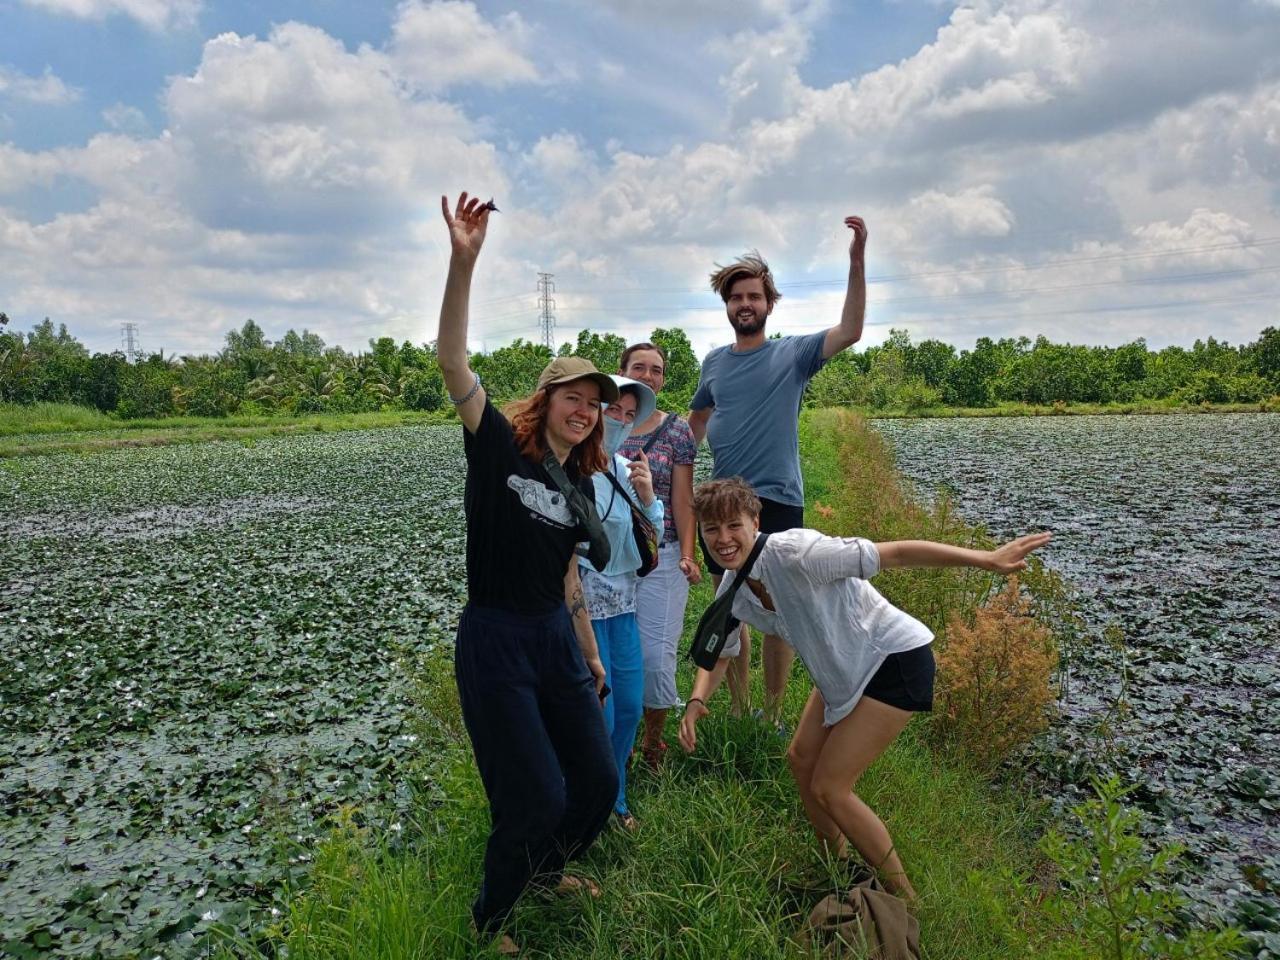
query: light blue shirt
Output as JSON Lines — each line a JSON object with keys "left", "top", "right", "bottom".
{"left": 582, "top": 453, "right": 665, "bottom": 579}
{"left": 690, "top": 331, "right": 828, "bottom": 506}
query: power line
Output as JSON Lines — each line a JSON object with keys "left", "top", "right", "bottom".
{"left": 551, "top": 235, "right": 1280, "bottom": 295}
{"left": 545, "top": 260, "right": 1280, "bottom": 318}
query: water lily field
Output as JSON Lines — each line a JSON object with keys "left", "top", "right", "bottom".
{"left": 877, "top": 412, "right": 1280, "bottom": 938}
{"left": 3, "top": 412, "right": 1278, "bottom": 957}
{"left": 1, "top": 427, "right": 468, "bottom": 957}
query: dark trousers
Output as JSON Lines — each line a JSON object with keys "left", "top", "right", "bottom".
{"left": 454, "top": 603, "right": 619, "bottom": 934}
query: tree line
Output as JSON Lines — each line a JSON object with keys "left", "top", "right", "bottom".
{"left": 1, "top": 310, "right": 1277, "bottom": 418}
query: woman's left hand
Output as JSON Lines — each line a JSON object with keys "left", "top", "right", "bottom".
{"left": 985, "top": 532, "right": 1053, "bottom": 574}
{"left": 585, "top": 656, "right": 607, "bottom": 703}
{"left": 627, "top": 450, "right": 655, "bottom": 505}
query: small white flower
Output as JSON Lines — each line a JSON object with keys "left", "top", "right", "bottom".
{"left": 201, "top": 910, "right": 219, "bottom": 922}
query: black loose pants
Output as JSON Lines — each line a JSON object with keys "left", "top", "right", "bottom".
{"left": 454, "top": 603, "right": 618, "bottom": 934}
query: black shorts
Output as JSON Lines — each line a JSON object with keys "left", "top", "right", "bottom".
{"left": 700, "top": 496, "right": 804, "bottom": 577}
{"left": 862, "top": 644, "right": 935, "bottom": 713}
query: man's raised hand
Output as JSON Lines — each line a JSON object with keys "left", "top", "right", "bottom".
{"left": 846, "top": 215, "right": 867, "bottom": 266}
{"left": 441, "top": 192, "right": 491, "bottom": 264}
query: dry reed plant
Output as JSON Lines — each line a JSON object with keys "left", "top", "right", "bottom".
{"left": 934, "top": 577, "right": 1058, "bottom": 770}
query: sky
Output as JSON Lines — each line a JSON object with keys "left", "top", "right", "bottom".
{"left": 1, "top": 0, "right": 1278, "bottom": 360}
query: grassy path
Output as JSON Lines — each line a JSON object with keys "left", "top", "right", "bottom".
{"left": 246, "top": 410, "right": 1081, "bottom": 960}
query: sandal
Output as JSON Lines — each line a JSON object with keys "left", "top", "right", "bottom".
{"left": 641, "top": 739, "right": 668, "bottom": 771}
{"left": 554, "top": 874, "right": 602, "bottom": 898}
{"left": 472, "top": 923, "right": 519, "bottom": 957}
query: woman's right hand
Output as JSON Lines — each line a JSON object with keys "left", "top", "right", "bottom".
{"left": 441, "top": 192, "right": 491, "bottom": 265}
{"left": 678, "top": 699, "right": 708, "bottom": 753}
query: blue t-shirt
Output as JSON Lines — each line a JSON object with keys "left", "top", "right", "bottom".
{"left": 690, "top": 331, "right": 828, "bottom": 506}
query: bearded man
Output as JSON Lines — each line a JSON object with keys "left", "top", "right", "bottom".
{"left": 687, "top": 215, "right": 868, "bottom": 725}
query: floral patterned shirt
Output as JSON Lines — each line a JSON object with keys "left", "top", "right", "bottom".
{"left": 619, "top": 412, "right": 696, "bottom": 545}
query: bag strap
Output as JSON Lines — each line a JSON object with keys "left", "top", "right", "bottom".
{"left": 723, "top": 533, "right": 769, "bottom": 606}
{"left": 640, "top": 412, "right": 678, "bottom": 454}
{"left": 603, "top": 467, "right": 641, "bottom": 518}
{"left": 542, "top": 452, "right": 610, "bottom": 569}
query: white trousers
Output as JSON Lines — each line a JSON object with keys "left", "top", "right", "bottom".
{"left": 635, "top": 541, "right": 692, "bottom": 709}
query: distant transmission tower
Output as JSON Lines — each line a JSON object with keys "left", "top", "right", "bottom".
{"left": 121, "top": 322, "right": 142, "bottom": 363}
{"left": 537, "top": 272, "right": 556, "bottom": 350}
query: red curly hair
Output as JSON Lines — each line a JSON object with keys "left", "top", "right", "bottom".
{"left": 504, "top": 385, "right": 609, "bottom": 476}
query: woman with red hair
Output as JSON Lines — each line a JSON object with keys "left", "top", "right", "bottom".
{"left": 437, "top": 192, "right": 619, "bottom": 955}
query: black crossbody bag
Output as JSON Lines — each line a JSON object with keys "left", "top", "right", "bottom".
{"left": 687, "top": 533, "right": 770, "bottom": 670}
{"left": 601, "top": 468, "right": 660, "bottom": 577}
{"left": 542, "top": 452, "right": 611, "bottom": 571}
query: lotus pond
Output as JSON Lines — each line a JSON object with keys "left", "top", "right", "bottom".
{"left": 1, "top": 427, "right": 470, "bottom": 957}
{"left": 875, "top": 412, "right": 1280, "bottom": 939}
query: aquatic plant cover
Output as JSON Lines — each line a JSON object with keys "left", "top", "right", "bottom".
{"left": 1, "top": 427, "right": 469, "bottom": 957}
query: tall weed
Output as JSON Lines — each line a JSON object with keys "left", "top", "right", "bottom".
{"left": 1039, "top": 777, "right": 1246, "bottom": 960}
{"left": 933, "top": 577, "right": 1058, "bottom": 771}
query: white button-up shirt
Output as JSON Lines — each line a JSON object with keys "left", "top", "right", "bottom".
{"left": 718, "top": 528, "right": 933, "bottom": 726}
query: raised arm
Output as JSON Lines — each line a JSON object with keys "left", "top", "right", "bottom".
{"left": 565, "top": 557, "right": 606, "bottom": 699}
{"left": 822, "top": 215, "right": 867, "bottom": 360}
{"left": 436, "top": 192, "right": 492, "bottom": 433}
{"left": 875, "top": 532, "right": 1052, "bottom": 573}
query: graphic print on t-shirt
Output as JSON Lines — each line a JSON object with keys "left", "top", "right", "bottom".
{"left": 506, "top": 474, "right": 574, "bottom": 527}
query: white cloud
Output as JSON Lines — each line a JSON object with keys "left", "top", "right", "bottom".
{"left": 907, "top": 187, "right": 1016, "bottom": 238}
{"left": 525, "top": 133, "right": 597, "bottom": 186}
{"left": 20, "top": 0, "right": 200, "bottom": 30}
{"left": 5, "top": 0, "right": 1280, "bottom": 357}
{"left": 584, "top": 0, "right": 818, "bottom": 27}
{"left": 712, "top": 19, "right": 810, "bottom": 125}
{"left": 0, "top": 64, "right": 80, "bottom": 104}
{"left": 101, "top": 102, "right": 150, "bottom": 133}
{"left": 389, "top": 0, "right": 537, "bottom": 92}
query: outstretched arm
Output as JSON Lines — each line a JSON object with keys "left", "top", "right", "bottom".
{"left": 822, "top": 215, "right": 867, "bottom": 360}
{"left": 875, "top": 532, "right": 1052, "bottom": 574}
{"left": 436, "top": 192, "right": 492, "bottom": 434}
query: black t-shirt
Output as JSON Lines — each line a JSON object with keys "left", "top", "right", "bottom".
{"left": 463, "top": 398, "right": 593, "bottom": 614}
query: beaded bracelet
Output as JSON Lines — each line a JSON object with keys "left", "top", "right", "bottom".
{"left": 449, "top": 371, "right": 482, "bottom": 406}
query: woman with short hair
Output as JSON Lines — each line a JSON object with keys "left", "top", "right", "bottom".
{"left": 679, "top": 477, "right": 1050, "bottom": 902}
{"left": 437, "top": 192, "right": 619, "bottom": 954}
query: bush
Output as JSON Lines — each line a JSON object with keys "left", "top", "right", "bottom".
{"left": 1228, "top": 373, "right": 1270, "bottom": 403}
{"left": 896, "top": 377, "right": 942, "bottom": 413}
{"left": 932, "top": 577, "right": 1058, "bottom": 770}
{"left": 401, "top": 369, "right": 444, "bottom": 412}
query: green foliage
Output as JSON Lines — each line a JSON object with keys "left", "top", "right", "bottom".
{"left": 1039, "top": 777, "right": 1246, "bottom": 960}
{"left": 648, "top": 326, "right": 699, "bottom": 411}
{"left": 3, "top": 317, "right": 1277, "bottom": 420}
{"left": 568, "top": 328, "right": 627, "bottom": 374}
{"left": 470, "top": 338, "right": 552, "bottom": 406}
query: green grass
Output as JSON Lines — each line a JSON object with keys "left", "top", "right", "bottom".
{"left": 0, "top": 402, "right": 451, "bottom": 456}
{"left": 224, "top": 408, "right": 1090, "bottom": 960}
